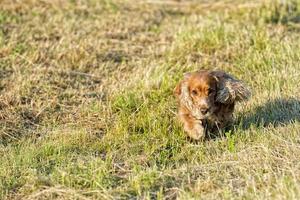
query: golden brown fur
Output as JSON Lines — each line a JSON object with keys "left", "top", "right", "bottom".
{"left": 174, "top": 70, "right": 251, "bottom": 140}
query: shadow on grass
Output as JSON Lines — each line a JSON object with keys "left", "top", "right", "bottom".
{"left": 239, "top": 97, "right": 300, "bottom": 130}
{"left": 205, "top": 98, "right": 300, "bottom": 141}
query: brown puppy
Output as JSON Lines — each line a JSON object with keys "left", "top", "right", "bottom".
{"left": 174, "top": 70, "right": 251, "bottom": 140}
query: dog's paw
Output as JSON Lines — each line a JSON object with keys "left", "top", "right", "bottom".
{"left": 185, "top": 122, "right": 205, "bottom": 140}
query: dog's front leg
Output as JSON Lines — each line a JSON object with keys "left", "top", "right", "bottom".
{"left": 180, "top": 114, "right": 205, "bottom": 140}
{"left": 188, "top": 120, "right": 205, "bottom": 140}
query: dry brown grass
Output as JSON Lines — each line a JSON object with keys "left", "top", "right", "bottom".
{"left": 1, "top": 0, "right": 300, "bottom": 199}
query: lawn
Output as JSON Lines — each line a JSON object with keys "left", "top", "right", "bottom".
{"left": 1, "top": 0, "right": 300, "bottom": 199}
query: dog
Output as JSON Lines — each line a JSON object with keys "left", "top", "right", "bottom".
{"left": 174, "top": 69, "right": 251, "bottom": 140}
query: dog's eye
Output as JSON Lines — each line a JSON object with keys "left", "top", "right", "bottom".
{"left": 191, "top": 90, "right": 197, "bottom": 95}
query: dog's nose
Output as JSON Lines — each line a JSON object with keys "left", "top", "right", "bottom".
{"left": 200, "top": 108, "right": 209, "bottom": 115}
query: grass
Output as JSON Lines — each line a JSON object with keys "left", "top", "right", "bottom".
{"left": 1, "top": 0, "right": 300, "bottom": 199}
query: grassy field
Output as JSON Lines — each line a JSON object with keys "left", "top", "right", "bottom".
{"left": 1, "top": 0, "right": 300, "bottom": 199}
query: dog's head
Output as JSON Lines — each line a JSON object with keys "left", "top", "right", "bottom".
{"left": 174, "top": 70, "right": 251, "bottom": 119}
{"left": 174, "top": 70, "right": 218, "bottom": 119}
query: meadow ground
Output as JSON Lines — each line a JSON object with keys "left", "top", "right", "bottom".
{"left": 1, "top": 0, "right": 300, "bottom": 199}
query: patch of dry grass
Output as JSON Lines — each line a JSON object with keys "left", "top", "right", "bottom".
{"left": 1, "top": 0, "right": 300, "bottom": 199}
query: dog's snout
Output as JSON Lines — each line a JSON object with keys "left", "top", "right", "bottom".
{"left": 200, "top": 108, "right": 209, "bottom": 115}
{"left": 196, "top": 99, "right": 210, "bottom": 115}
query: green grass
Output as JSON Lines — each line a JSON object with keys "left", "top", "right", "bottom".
{"left": 1, "top": 0, "right": 300, "bottom": 199}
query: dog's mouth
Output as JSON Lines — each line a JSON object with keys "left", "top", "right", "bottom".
{"left": 193, "top": 108, "right": 212, "bottom": 120}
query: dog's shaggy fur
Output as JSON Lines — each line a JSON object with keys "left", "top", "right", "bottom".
{"left": 174, "top": 70, "right": 251, "bottom": 140}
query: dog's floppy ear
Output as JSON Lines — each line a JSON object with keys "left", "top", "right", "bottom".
{"left": 173, "top": 73, "right": 197, "bottom": 114}
{"left": 177, "top": 80, "right": 197, "bottom": 116}
{"left": 174, "top": 81, "right": 183, "bottom": 97}
{"left": 212, "top": 71, "right": 251, "bottom": 104}
{"left": 173, "top": 72, "right": 192, "bottom": 97}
